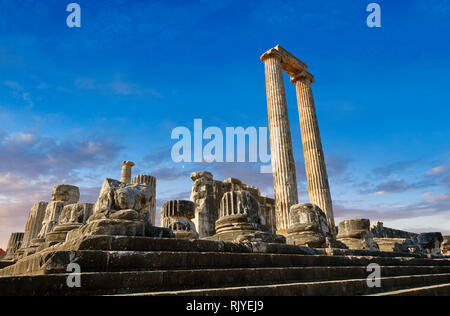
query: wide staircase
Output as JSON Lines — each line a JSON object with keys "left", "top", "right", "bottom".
{"left": 0, "top": 236, "right": 449, "bottom": 296}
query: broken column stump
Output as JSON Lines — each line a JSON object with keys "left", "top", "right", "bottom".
{"left": 161, "top": 200, "right": 198, "bottom": 239}
{"left": 337, "top": 219, "right": 379, "bottom": 251}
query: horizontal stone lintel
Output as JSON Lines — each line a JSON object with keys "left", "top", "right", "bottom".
{"left": 261, "top": 45, "right": 309, "bottom": 76}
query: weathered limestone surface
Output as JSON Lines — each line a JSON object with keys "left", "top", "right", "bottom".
{"left": 367, "top": 222, "right": 423, "bottom": 255}
{"left": 121, "top": 161, "right": 135, "bottom": 184}
{"left": 442, "top": 236, "right": 450, "bottom": 255}
{"left": 132, "top": 175, "right": 157, "bottom": 225}
{"left": 190, "top": 172, "right": 276, "bottom": 238}
{"left": 190, "top": 171, "right": 216, "bottom": 238}
{"left": 337, "top": 219, "right": 379, "bottom": 251}
{"left": 211, "top": 191, "right": 284, "bottom": 243}
{"left": 419, "top": 233, "right": 443, "bottom": 255}
{"left": 260, "top": 45, "right": 337, "bottom": 236}
{"left": 29, "top": 185, "right": 81, "bottom": 251}
{"left": 45, "top": 203, "right": 94, "bottom": 243}
{"left": 287, "top": 204, "right": 329, "bottom": 248}
{"left": 52, "top": 185, "right": 80, "bottom": 205}
{"left": 292, "top": 71, "right": 335, "bottom": 235}
{"left": 4, "top": 233, "right": 24, "bottom": 260}
{"left": 17, "top": 202, "right": 48, "bottom": 255}
{"left": 27, "top": 202, "right": 66, "bottom": 254}
{"left": 35, "top": 202, "right": 67, "bottom": 239}
{"left": 66, "top": 178, "right": 172, "bottom": 241}
{"left": 261, "top": 49, "right": 299, "bottom": 235}
{"left": 374, "top": 238, "right": 421, "bottom": 254}
{"left": 216, "top": 191, "right": 262, "bottom": 234}
{"left": 371, "top": 221, "right": 418, "bottom": 239}
{"left": 161, "top": 200, "right": 198, "bottom": 239}
{"left": 258, "top": 195, "right": 276, "bottom": 233}
{"left": 93, "top": 178, "right": 154, "bottom": 219}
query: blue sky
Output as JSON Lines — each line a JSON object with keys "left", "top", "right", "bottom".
{"left": 0, "top": 0, "right": 449, "bottom": 248}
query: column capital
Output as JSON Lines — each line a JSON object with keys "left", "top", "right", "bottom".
{"left": 291, "top": 70, "right": 315, "bottom": 84}
{"left": 122, "top": 161, "right": 135, "bottom": 167}
{"left": 260, "top": 48, "right": 284, "bottom": 63}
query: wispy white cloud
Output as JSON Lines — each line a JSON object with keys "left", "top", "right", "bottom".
{"left": 2, "top": 80, "right": 35, "bottom": 107}
{"left": 74, "top": 77, "right": 163, "bottom": 98}
{"left": 427, "top": 165, "right": 448, "bottom": 177}
{"left": 0, "top": 128, "right": 125, "bottom": 248}
{"left": 252, "top": 0, "right": 357, "bottom": 29}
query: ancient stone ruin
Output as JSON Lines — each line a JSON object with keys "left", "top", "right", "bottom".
{"left": 261, "top": 45, "right": 334, "bottom": 235}
{"left": 0, "top": 46, "right": 449, "bottom": 296}
{"left": 190, "top": 172, "right": 276, "bottom": 238}
{"left": 132, "top": 175, "right": 157, "bottom": 225}
{"left": 287, "top": 204, "right": 333, "bottom": 248}
{"left": 442, "top": 236, "right": 450, "bottom": 255}
{"left": 4, "top": 232, "right": 24, "bottom": 261}
{"left": 337, "top": 219, "right": 379, "bottom": 251}
{"left": 161, "top": 200, "right": 198, "bottom": 239}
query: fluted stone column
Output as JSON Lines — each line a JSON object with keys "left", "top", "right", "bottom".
{"left": 161, "top": 200, "right": 198, "bottom": 239}
{"left": 190, "top": 171, "right": 216, "bottom": 238}
{"left": 5, "top": 232, "right": 24, "bottom": 259}
{"left": 292, "top": 71, "right": 335, "bottom": 235}
{"left": 18, "top": 202, "right": 48, "bottom": 254}
{"left": 215, "top": 190, "right": 262, "bottom": 236}
{"left": 121, "top": 161, "right": 135, "bottom": 184}
{"left": 261, "top": 50, "right": 299, "bottom": 235}
{"left": 132, "top": 175, "right": 157, "bottom": 225}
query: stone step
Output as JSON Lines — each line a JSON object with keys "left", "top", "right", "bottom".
{"left": 52, "top": 236, "right": 426, "bottom": 258}
{"left": 366, "top": 283, "right": 450, "bottom": 296}
{"left": 117, "top": 273, "right": 450, "bottom": 296}
{"left": 2, "top": 249, "right": 450, "bottom": 276}
{"left": 1, "top": 267, "right": 450, "bottom": 296}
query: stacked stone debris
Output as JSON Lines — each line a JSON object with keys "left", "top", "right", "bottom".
{"left": 66, "top": 177, "right": 172, "bottom": 241}
{"left": 1, "top": 162, "right": 169, "bottom": 262}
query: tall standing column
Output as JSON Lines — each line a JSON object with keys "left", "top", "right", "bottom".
{"left": 292, "top": 71, "right": 335, "bottom": 235}
{"left": 121, "top": 161, "right": 135, "bottom": 184}
{"left": 261, "top": 50, "right": 298, "bottom": 235}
